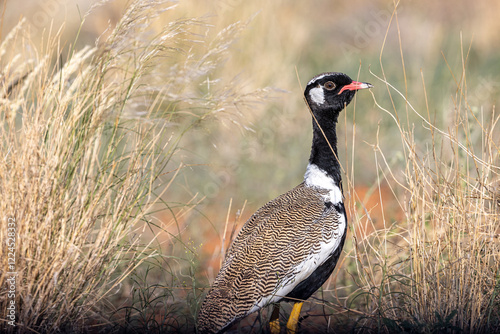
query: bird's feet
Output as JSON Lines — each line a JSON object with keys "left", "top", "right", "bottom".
{"left": 286, "top": 302, "right": 303, "bottom": 333}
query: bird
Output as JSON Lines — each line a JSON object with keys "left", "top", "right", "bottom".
{"left": 197, "top": 72, "right": 373, "bottom": 333}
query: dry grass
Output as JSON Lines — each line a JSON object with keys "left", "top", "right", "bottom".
{"left": 0, "top": 1, "right": 271, "bottom": 332}
{"left": 327, "top": 28, "right": 500, "bottom": 334}
{"left": 343, "top": 71, "right": 500, "bottom": 333}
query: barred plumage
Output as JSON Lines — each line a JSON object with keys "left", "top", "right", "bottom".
{"left": 197, "top": 72, "right": 372, "bottom": 333}
{"left": 198, "top": 183, "right": 346, "bottom": 333}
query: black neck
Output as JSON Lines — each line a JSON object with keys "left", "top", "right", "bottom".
{"left": 308, "top": 111, "right": 342, "bottom": 185}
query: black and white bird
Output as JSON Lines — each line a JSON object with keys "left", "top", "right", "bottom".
{"left": 197, "top": 72, "right": 372, "bottom": 333}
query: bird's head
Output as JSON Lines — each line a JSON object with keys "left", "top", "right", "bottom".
{"left": 304, "top": 72, "right": 372, "bottom": 114}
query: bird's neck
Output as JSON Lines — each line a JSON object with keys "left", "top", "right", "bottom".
{"left": 306, "top": 112, "right": 342, "bottom": 186}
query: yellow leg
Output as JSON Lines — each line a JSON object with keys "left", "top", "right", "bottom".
{"left": 269, "top": 304, "right": 281, "bottom": 334}
{"left": 286, "top": 302, "right": 303, "bottom": 333}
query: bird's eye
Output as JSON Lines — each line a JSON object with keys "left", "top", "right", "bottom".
{"left": 324, "top": 81, "right": 336, "bottom": 90}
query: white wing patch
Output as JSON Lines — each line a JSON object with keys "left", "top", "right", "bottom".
{"left": 309, "top": 86, "right": 325, "bottom": 105}
{"left": 248, "top": 211, "right": 346, "bottom": 314}
{"left": 288, "top": 211, "right": 346, "bottom": 282}
{"left": 304, "top": 163, "right": 343, "bottom": 204}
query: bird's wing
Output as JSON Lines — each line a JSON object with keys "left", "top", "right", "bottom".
{"left": 197, "top": 182, "right": 346, "bottom": 333}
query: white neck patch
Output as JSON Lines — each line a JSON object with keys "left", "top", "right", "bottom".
{"left": 309, "top": 86, "right": 325, "bottom": 105}
{"left": 304, "top": 163, "right": 342, "bottom": 204}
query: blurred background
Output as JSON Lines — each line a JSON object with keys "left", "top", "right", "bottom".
{"left": 2, "top": 0, "right": 499, "bottom": 331}
{"left": 3, "top": 0, "right": 499, "bottom": 200}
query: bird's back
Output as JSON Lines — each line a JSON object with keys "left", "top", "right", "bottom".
{"left": 197, "top": 182, "right": 346, "bottom": 333}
